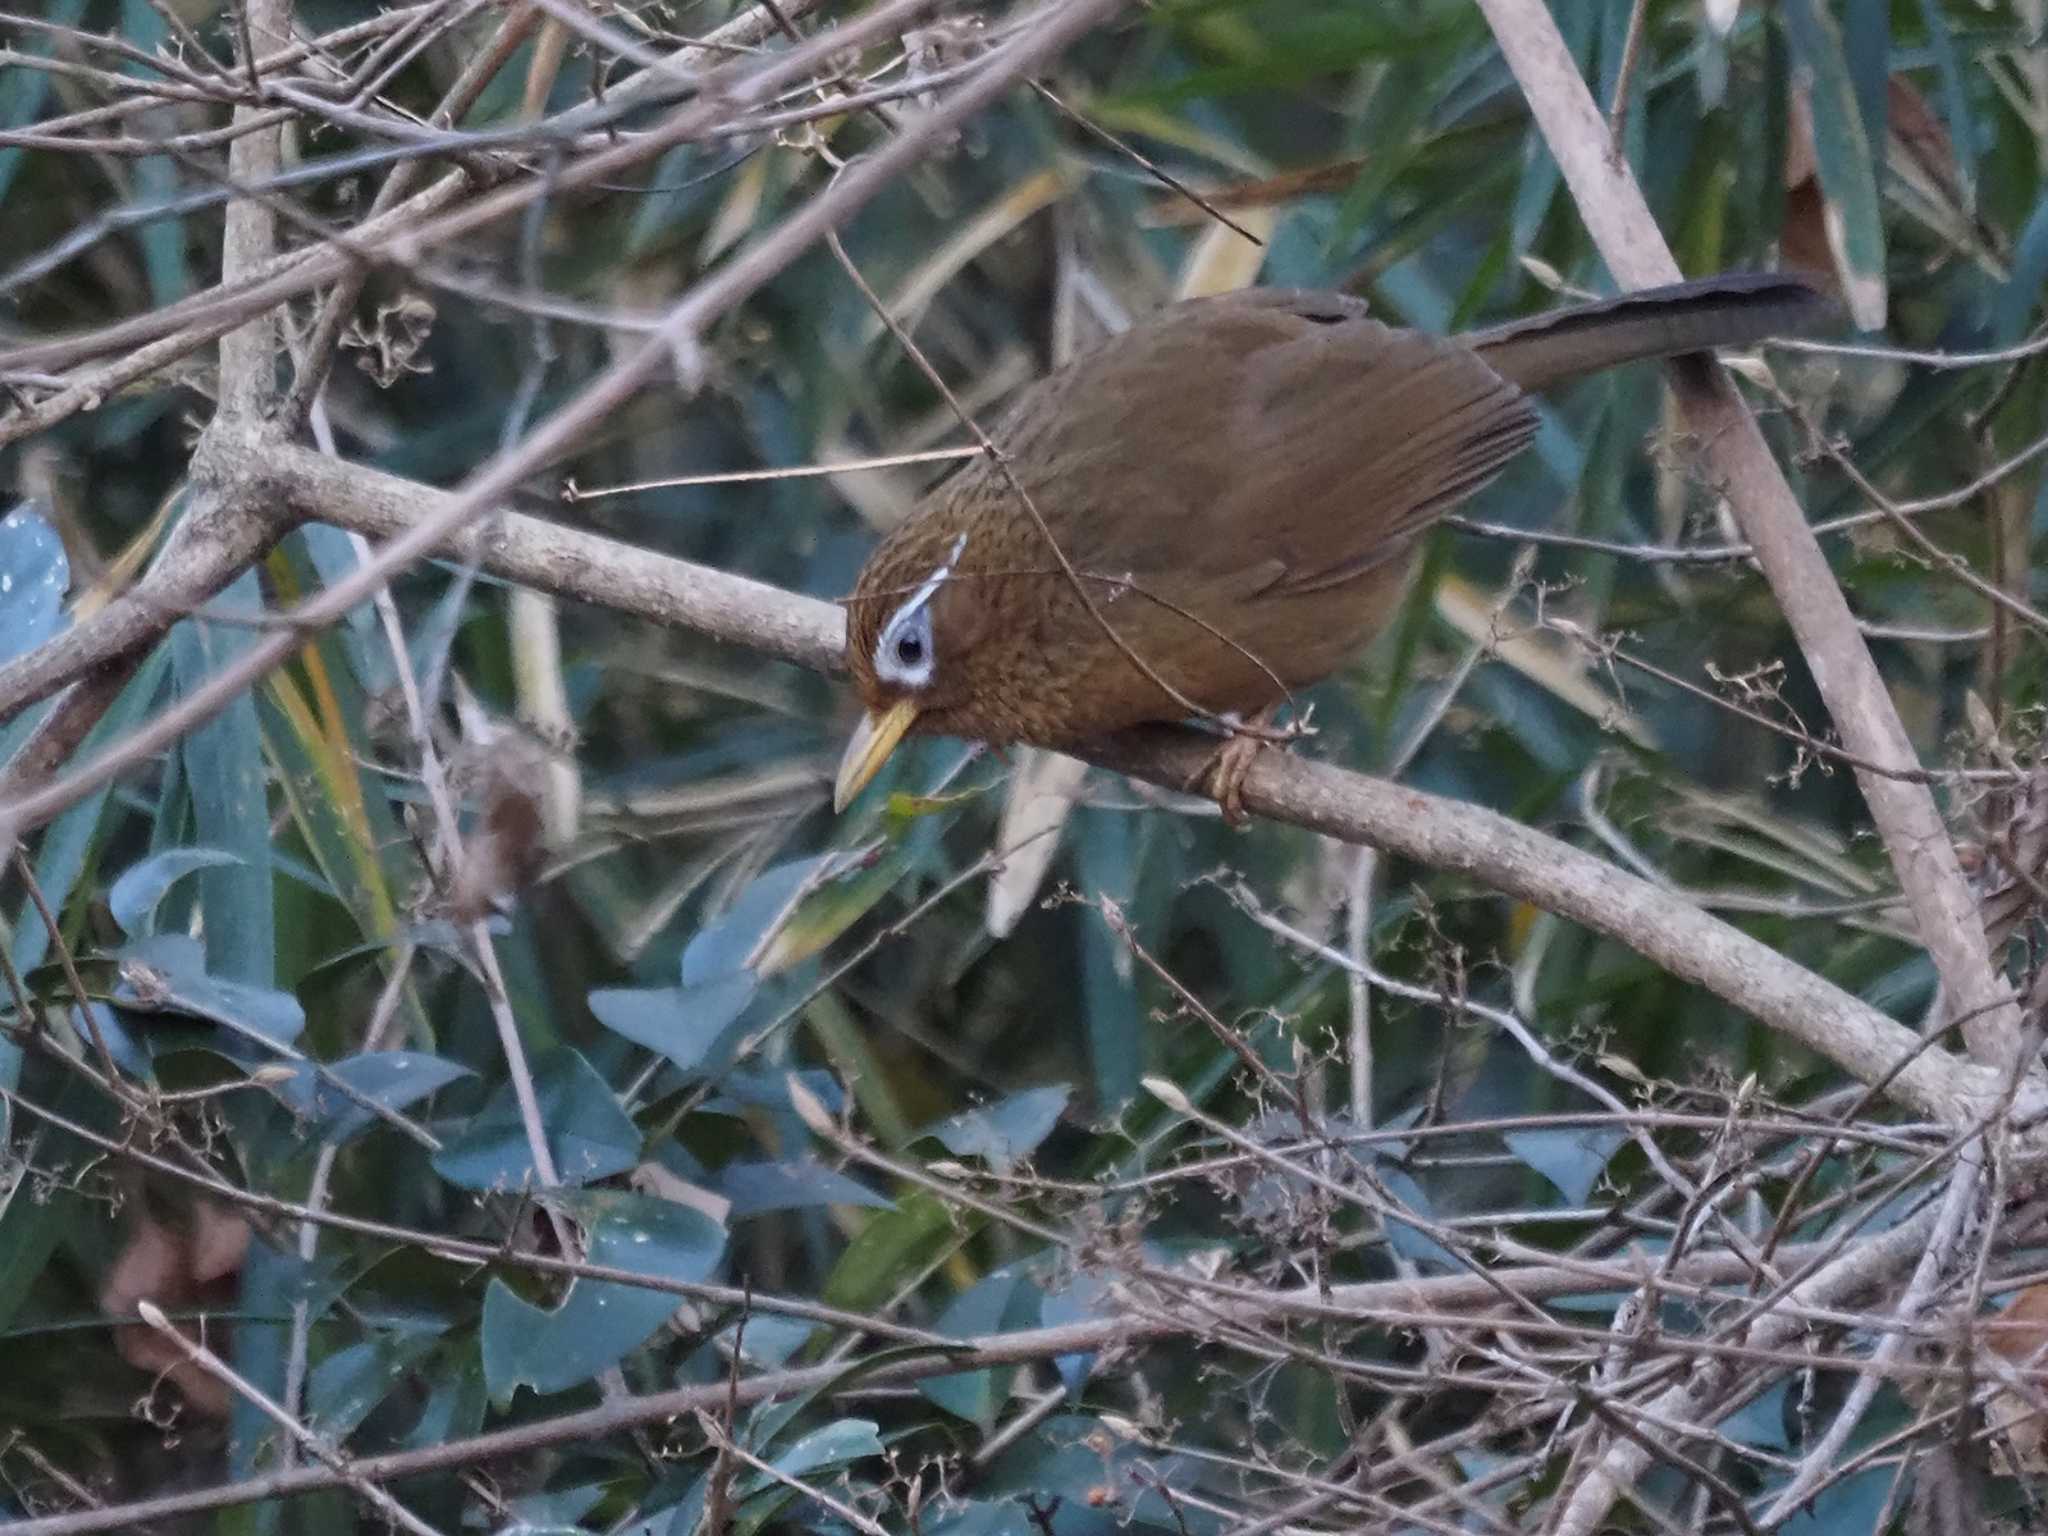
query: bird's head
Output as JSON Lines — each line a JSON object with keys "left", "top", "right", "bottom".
{"left": 835, "top": 526, "right": 987, "bottom": 811}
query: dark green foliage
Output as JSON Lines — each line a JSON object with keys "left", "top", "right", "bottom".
{"left": 1, "top": 0, "right": 2044, "bottom": 1530}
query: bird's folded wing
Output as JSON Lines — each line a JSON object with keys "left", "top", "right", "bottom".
{"left": 1216, "top": 319, "right": 1537, "bottom": 599}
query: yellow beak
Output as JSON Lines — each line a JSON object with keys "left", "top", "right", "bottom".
{"left": 833, "top": 699, "right": 921, "bottom": 813}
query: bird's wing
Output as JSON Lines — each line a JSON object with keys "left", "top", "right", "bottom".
{"left": 999, "top": 291, "right": 1537, "bottom": 603}
{"left": 1214, "top": 302, "right": 1538, "bottom": 598}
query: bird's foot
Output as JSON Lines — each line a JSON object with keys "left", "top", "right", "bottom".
{"left": 1193, "top": 705, "right": 1312, "bottom": 824}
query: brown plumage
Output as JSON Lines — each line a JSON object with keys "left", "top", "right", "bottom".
{"left": 836, "top": 273, "right": 1835, "bottom": 811}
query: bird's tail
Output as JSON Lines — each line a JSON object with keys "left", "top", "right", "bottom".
{"left": 1462, "top": 271, "right": 1838, "bottom": 393}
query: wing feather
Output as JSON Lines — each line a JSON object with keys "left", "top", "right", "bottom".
{"left": 1219, "top": 315, "right": 1537, "bottom": 597}
{"left": 991, "top": 290, "right": 1536, "bottom": 602}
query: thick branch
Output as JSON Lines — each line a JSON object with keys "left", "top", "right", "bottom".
{"left": 0, "top": 663, "right": 140, "bottom": 803}
{"left": 1474, "top": 0, "right": 2020, "bottom": 1070}
{"left": 266, "top": 444, "right": 837, "bottom": 668}
{"left": 250, "top": 444, "right": 2013, "bottom": 1127}
{"left": 215, "top": 0, "right": 290, "bottom": 421}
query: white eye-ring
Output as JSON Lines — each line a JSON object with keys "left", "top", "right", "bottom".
{"left": 874, "top": 535, "right": 965, "bottom": 691}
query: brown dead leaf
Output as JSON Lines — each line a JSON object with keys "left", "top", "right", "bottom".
{"left": 99, "top": 1199, "right": 251, "bottom": 1419}
{"left": 1982, "top": 1282, "right": 2048, "bottom": 1473}
{"left": 1786, "top": 73, "right": 2000, "bottom": 290}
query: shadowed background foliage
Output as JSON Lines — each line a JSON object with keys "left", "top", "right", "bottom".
{"left": 1, "top": 0, "right": 2045, "bottom": 1530}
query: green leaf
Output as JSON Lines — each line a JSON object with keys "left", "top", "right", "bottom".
{"left": 1995, "top": 189, "right": 2048, "bottom": 345}
{"left": 1502, "top": 1126, "right": 1626, "bottom": 1206}
{"left": 481, "top": 1188, "right": 726, "bottom": 1400}
{"left": 683, "top": 853, "right": 844, "bottom": 985}
{"left": 432, "top": 1048, "right": 641, "bottom": 1189}
{"left": 114, "top": 933, "right": 307, "bottom": 1055}
{"left": 229, "top": 1240, "right": 302, "bottom": 1480}
{"left": 589, "top": 973, "right": 756, "bottom": 1074}
{"left": 0, "top": 502, "right": 67, "bottom": 665}
{"left": 714, "top": 1159, "right": 891, "bottom": 1216}
{"left": 1078, "top": 808, "right": 1141, "bottom": 1109}
{"left": 1719, "top": 1381, "right": 1793, "bottom": 1451}
{"left": 926, "top": 1500, "right": 1039, "bottom": 1536}
{"left": 923, "top": 1085, "right": 1071, "bottom": 1175}
{"left": 0, "top": 1076, "right": 103, "bottom": 1336}
{"left": 1778, "top": 1465, "right": 1893, "bottom": 1534}
{"left": 1843, "top": 0, "right": 1890, "bottom": 170}
{"left": 745, "top": 1416, "right": 884, "bottom": 1490}
{"left": 700, "top": 1065, "right": 847, "bottom": 1119}
{"left": 1039, "top": 1270, "right": 1114, "bottom": 1397}
{"left": 503, "top": 1486, "right": 606, "bottom": 1531}
{"left": 1377, "top": 1167, "right": 1457, "bottom": 1269}
{"left": 0, "top": 0, "right": 86, "bottom": 202}
{"left": 107, "top": 847, "right": 243, "bottom": 937}
{"left": 256, "top": 624, "right": 407, "bottom": 953}
{"left": 305, "top": 1331, "right": 444, "bottom": 1441}
{"left": 2, "top": 610, "right": 167, "bottom": 997}
{"left": 170, "top": 571, "right": 275, "bottom": 988}
{"left": 274, "top": 1051, "right": 475, "bottom": 1143}
{"left": 919, "top": 1270, "right": 1042, "bottom": 1428}
{"left": 821, "top": 1191, "right": 956, "bottom": 1311}
{"left": 118, "top": 0, "right": 190, "bottom": 305}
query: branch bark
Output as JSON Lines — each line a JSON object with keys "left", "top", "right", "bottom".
{"left": 241, "top": 443, "right": 2015, "bottom": 1129}
{"left": 215, "top": 0, "right": 289, "bottom": 423}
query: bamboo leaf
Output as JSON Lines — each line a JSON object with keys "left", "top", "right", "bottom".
{"left": 1780, "top": 0, "right": 1888, "bottom": 328}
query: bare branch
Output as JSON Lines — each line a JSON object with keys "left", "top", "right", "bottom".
{"left": 1474, "top": 0, "right": 2022, "bottom": 1070}
{"left": 0, "top": 1228, "right": 1917, "bottom": 1536}
{"left": 253, "top": 445, "right": 2020, "bottom": 1126}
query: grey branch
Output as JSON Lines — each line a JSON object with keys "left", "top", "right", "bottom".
{"left": 247, "top": 442, "right": 2021, "bottom": 1129}
{"left": 1473, "top": 0, "right": 2021, "bottom": 1072}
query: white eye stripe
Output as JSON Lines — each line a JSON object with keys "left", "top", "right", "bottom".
{"left": 873, "top": 535, "right": 966, "bottom": 692}
{"left": 900, "top": 534, "right": 966, "bottom": 616}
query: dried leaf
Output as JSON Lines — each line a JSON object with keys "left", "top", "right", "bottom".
{"left": 987, "top": 748, "right": 1089, "bottom": 938}
{"left": 99, "top": 1200, "right": 251, "bottom": 1419}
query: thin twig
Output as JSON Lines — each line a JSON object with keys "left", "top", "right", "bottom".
{"left": 131, "top": 1302, "right": 447, "bottom": 1536}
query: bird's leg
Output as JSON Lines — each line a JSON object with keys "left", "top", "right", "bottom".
{"left": 1193, "top": 703, "right": 1309, "bottom": 824}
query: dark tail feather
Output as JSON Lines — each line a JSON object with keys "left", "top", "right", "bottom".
{"left": 1460, "top": 272, "right": 1839, "bottom": 393}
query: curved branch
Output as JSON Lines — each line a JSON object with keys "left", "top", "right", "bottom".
{"left": 245, "top": 443, "right": 2016, "bottom": 1128}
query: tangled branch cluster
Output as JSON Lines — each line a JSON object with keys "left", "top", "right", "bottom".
{"left": 1, "top": 0, "right": 2046, "bottom": 1533}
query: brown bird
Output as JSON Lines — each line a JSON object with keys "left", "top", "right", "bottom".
{"left": 835, "top": 273, "right": 1834, "bottom": 814}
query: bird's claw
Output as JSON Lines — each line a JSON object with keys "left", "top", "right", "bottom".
{"left": 1192, "top": 705, "right": 1306, "bottom": 823}
{"left": 1201, "top": 733, "right": 1263, "bottom": 824}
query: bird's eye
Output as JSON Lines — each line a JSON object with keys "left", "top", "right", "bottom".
{"left": 875, "top": 603, "right": 936, "bottom": 689}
